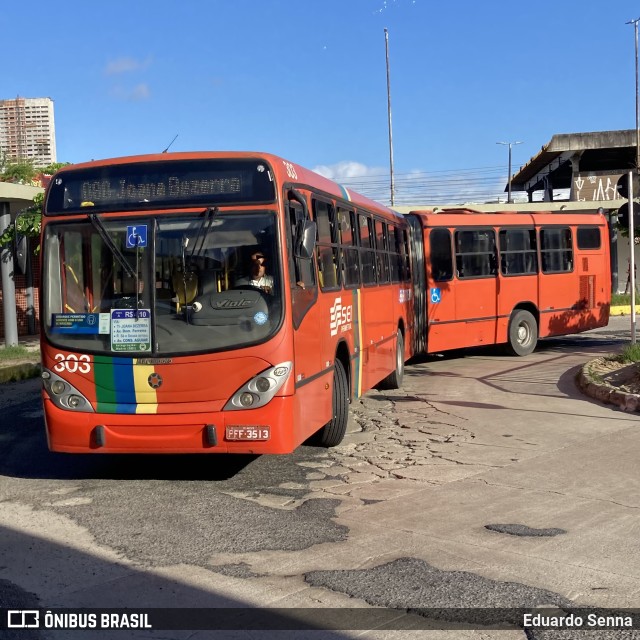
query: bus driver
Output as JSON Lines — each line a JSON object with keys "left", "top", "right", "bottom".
{"left": 236, "top": 252, "right": 274, "bottom": 293}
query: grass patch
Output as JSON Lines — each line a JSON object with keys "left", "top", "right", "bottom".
{"left": 0, "top": 345, "right": 29, "bottom": 361}
{"left": 610, "top": 343, "right": 640, "bottom": 363}
{"left": 612, "top": 293, "right": 632, "bottom": 306}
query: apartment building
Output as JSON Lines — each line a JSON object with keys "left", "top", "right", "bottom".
{"left": 0, "top": 97, "right": 57, "bottom": 167}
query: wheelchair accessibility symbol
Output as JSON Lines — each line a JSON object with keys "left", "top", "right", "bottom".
{"left": 430, "top": 287, "right": 442, "bottom": 304}
{"left": 126, "top": 225, "right": 148, "bottom": 248}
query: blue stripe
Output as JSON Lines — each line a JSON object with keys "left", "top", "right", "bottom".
{"left": 113, "top": 358, "right": 137, "bottom": 411}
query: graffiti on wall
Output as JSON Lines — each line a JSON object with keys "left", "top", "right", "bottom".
{"left": 573, "top": 171, "right": 625, "bottom": 201}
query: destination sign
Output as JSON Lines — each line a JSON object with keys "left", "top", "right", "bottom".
{"left": 45, "top": 158, "right": 276, "bottom": 214}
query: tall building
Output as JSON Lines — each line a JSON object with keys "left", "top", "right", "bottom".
{"left": 0, "top": 97, "right": 57, "bottom": 167}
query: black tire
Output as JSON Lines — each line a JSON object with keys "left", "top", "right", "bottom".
{"left": 378, "top": 331, "right": 404, "bottom": 390}
{"left": 317, "top": 359, "right": 349, "bottom": 447}
{"left": 506, "top": 309, "right": 538, "bottom": 356}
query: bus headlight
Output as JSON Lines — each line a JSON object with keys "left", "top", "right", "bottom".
{"left": 51, "top": 380, "right": 66, "bottom": 395}
{"left": 240, "top": 392, "right": 256, "bottom": 407}
{"left": 224, "top": 361, "right": 292, "bottom": 411}
{"left": 42, "top": 368, "right": 94, "bottom": 413}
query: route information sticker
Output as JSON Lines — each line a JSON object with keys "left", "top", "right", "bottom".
{"left": 110, "top": 309, "right": 151, "bottom": 352}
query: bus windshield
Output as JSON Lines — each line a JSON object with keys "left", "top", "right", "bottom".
{"left": 42, "top": 211, "right": 282, "bottom": 355}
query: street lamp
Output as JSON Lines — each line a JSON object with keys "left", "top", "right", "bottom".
{"left": 497, "top": 141, "right": 522, "bottom": 203}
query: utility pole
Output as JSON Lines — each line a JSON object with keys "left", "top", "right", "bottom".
{"left": 627, "top": 17, "right": 640, "bottom": 344}
{"left": 627, "top": 18, "right": 640, "bottom": 173}
{"left": 496, "top": 141, "right": 522, "bottom": 203}
{"left": 384, "top": 28, "right": 395, "bottom": 207}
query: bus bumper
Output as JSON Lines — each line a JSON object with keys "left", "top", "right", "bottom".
{"left": 43, "top": 396, "right": 302, "bottom": 454}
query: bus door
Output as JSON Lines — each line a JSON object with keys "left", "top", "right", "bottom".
{"left": 537, "top": 226, "right": 575, "bottom": 336}
{"left": 423, "top": 227, "right": 457, "bottom": 352}
{"left": 286, "top": 195, "right": 329, "bottom": 438}
{"left": 496, "top": 226, "right": 539, "bottom": 342}
{"left": 451, "top": 227, "right": 498, "bottom": 349}
{"left": 574, "top": 224, "right": 610, "bottom": 323}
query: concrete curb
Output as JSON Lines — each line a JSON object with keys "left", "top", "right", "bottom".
{"left": 577, "top": 357, "right": 640, "bottom": 412}
{"left": 0, "top": 362, "right": 41, "bottom": 384}
{"left": 610, "top": 305, "right": 640, "bottom": 316}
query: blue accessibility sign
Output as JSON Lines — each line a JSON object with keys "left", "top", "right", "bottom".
{"left": 126, "top": 225, "right": 148, "bottom": 248}
{"left": 430, "top": 287, "right": 442, "bottom": 304}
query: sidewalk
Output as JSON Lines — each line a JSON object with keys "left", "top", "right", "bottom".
{"left": 0, "top": 335, "right": 41, "bottom": 384}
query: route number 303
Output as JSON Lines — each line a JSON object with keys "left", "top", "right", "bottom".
{"left": 53, "top": 353, "right": 91, "bottom": 374}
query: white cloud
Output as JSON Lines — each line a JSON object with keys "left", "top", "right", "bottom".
{"left": 312, "top": 161, "right": 386, "bottom": 181}
{"left": 110, "top": 83, "right": 151, "bottom": 102}
{"left": 105, "top": 56, "right": 152, "bottom": 76}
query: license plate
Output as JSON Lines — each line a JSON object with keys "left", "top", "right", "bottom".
{"left": 225, "top": 426, "right": 271, "bottom": 441}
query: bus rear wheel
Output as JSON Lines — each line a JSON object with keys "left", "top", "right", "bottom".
{"left": 378, "top": 331, "right": 404, "bottom": 390}
{"left": 506, "top": 309, "right": 538, "bottom": 356}
{"left": 317, "top": 359, "right": 349, "bottom": 447}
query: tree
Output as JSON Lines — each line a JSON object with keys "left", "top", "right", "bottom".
{"left": 0, "top": 160, "right": 37, "bottom": 184}
{"left": 0, "top": 162, "right": 71, "bottom": 250}
{"left": 39, "top": 162, "right": 70, "bottom": 175}
{"left": 0, "top": 192, "right": 44, "bottom": 250}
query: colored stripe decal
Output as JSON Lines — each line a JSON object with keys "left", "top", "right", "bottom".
{"left": 94, "top": 355, "right": 118, "bottom": 413}
{"left": 352, "top": 288, "right": 363, "bottom": 398}
{"left": 133, "top": 360, "right": 158, "bottom": 414}
{"left": 93, "top": 356, "right": 158, "bottom": 414}
{"left": 338, "top": 184, "right": 351, "bottom": 202}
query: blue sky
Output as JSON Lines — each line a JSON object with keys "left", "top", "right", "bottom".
{"left": 4, "top": 0, "right": 640, "bottom": 204}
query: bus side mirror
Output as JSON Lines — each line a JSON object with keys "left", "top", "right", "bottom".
{"left": 296, "top": 220, "right": 316, "bottom": 259}
{"left": 14, "top": 233, "right": 27, "bottom": 276}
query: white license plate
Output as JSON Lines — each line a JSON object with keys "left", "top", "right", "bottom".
{"left": 225, "top": 426, "right": 270, "bottom": 441}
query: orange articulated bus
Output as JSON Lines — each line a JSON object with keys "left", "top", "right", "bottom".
{"left": 40, "top": 152, "right": 413, "bottom": 454}
{"left": 405, "top": 208, "right": 611, "bottom": 357}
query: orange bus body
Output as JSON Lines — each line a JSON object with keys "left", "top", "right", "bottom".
{"left": 406, "top": 208, "right": 611, "bottom": 356}
{"left": 40, "top": 152, "right": 412, "bottom": 454}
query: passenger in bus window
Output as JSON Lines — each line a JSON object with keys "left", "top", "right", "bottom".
{"left": 235, "top": 252, "right": 274, "bottom": 293}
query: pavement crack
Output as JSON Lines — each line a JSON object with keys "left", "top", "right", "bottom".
{"left": 474, "top": 479, "right": 640, "bottom": 510}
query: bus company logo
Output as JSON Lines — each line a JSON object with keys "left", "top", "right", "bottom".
{"left": 329, "top": 297, "right": 353, "bottom": 336}
{"left": 148, "top": 372, "right": 163, "bottom": 389}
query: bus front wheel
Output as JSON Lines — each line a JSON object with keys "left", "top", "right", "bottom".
{"left": 317, "top": 359, "right": 349, "bottom": 447}
{"left": 506, "top": 309, "right": 538, "bottom": 356}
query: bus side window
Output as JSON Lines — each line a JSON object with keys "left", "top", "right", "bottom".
{"left": 313, "top": 198, "right": 340, "bottom": 290}
{"left": 375, "top": 219, "right": 390, "bottom": 284}
{"left": 455, "top": 228, "right": 496, "bottom": 278}
{"left": 287, "top": 198, "right": 316, "bottom": 290}
{"left": 358, "top": 213, "right": 376, "bottom": 285}
{"left": 499, "top": 228, "right": 537, "bottom": 276}
{"left": 429, "top": 228, "right": 453, "bottom": 281}
{"left": 540, "top": 227, "right": 573, "bottom": 273}
{"left": 338, "top": 207, "right": 360, "bottom": 288}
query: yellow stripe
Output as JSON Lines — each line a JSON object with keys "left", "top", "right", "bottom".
{"left": 357, "top": 291, "right": 364, "bottom": 397}
{"left": 133, "top": 361, "right": 158, "bottom": 414}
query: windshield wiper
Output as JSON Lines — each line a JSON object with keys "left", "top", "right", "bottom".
{"left": 88, "top": 214, "right": 137, "bottom": 280}
{"left": 190, "top": 207, "right": 219, "bottom": 262}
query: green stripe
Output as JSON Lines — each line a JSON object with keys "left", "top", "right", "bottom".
{"left": 94, "top": 355, "right": 117, "bottom": 412}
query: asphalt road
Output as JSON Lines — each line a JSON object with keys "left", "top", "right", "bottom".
{"left": 0, "top": 316, "right": 639, "bottom": 639}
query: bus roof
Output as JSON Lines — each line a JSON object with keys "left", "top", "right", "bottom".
{"left": 52, "top": 151, "right": 402, "bottom": 221}
{"left": 407, "top": 207, "right": 608, "bottom": 227}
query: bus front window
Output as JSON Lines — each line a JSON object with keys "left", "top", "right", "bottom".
{"left": 43, "top": 212, "right": 282, "bottom": 355}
